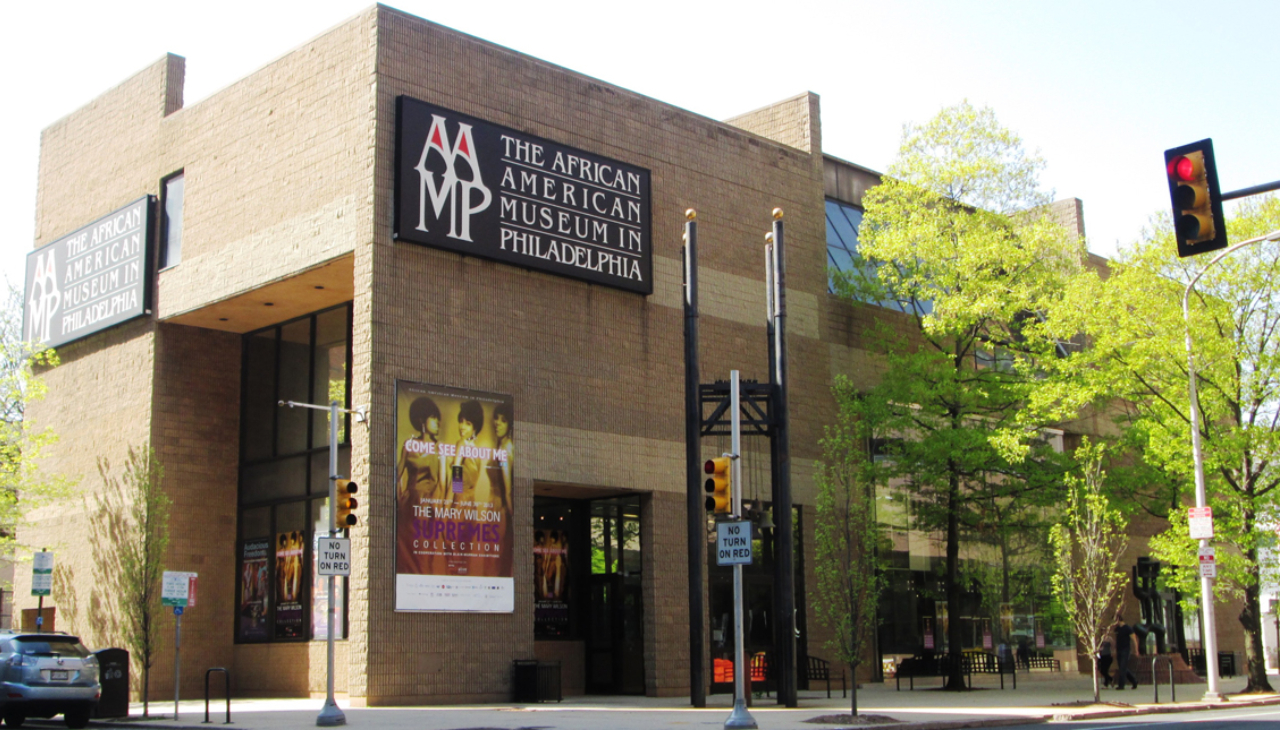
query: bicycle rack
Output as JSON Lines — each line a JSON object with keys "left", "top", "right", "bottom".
{"left": 204, "top": 667, "right": 231, "bottom": 724}
{"left": 1151, "top": 655, "right": 1175, "bottom": 704}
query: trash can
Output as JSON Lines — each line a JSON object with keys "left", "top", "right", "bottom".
{"left": 512, "top": 660, "right": 561, "bottom": 703}
{"left": 1218, "top": 651, "right": 1236, "bottom": 678}
{"left": 92, "top": 648, "right": 129, "bottom": 718}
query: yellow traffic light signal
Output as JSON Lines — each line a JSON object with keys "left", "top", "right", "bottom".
{"left": 1165, "top": 139, "right": 1226, "bottom": 257}
{"left": 704, "top": 457, "right": 731, "bottom": 514}
{"left": 335, "top": 479, "right": 359, "bottom": 527}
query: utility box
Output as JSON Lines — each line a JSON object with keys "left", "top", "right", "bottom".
{"left": 92, "top": 648, "right": 129, "bottom": 718}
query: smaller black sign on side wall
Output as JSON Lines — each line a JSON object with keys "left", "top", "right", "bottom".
{"left": 394, "top": 96, "right": 652, "bottom": 295}
{"left": 23, "top": 197, "right": 154, "bottom": 349}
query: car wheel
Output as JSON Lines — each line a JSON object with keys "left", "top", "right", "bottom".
{"left": 3, "top": 711, "right": 24, "bottom": 728}
{"left": 63, "top": 709, "right": 89, "bottom": 730}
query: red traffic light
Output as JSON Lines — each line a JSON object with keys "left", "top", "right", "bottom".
{"left": 1167, "top": 155, "right": 1197, "bottom": 182}
{"left": 1164, "top": 140, "right": 1226, "bottom": 258}
{"left": 704, "top": 459, "right": 716, "bottom": 474}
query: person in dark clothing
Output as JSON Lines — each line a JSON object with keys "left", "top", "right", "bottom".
{"left": 1097, "top": 640, "right": 1114, "bottom": 687}
{"left": 1113, "top": 614, "right": 1139, "bottom": 689}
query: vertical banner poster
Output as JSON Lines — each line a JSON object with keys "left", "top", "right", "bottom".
{"left": 274, "top": 531, "right": 305, "bottom": 638}
{"left": 395, "top": 380, "right": 514, "bottom": 612}
{"left": 237, "top": 539, "right": 270, "bottom": 641}
{"left": 534, "top": 529, "right": 569, "bottom": 636}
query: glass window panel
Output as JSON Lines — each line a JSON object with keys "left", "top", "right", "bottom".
{"left": 242, "top": 456, "right": 307, "bottom": 504}
{"left": 311, "top": 308, "right": 349, "bottom": 447}
{"left": 242, "top": 331, "right": 277, "bottom": 462}
{"left": 309, "top": 447, "right": 351, "bottom": 496}
{"left": 825, "top": 200, "right": 858, "bottom": 252}
{"left": 273, "top": 501, "right": 308, "bottom": 640}
{"left": 159, "top": 173, "right": 184, "bottom": 269}
{"left": 240, "top": 506, "right": 271, "bottom": 540}
{"left": 277, "top": 320, "right": 312, "bottom": 456}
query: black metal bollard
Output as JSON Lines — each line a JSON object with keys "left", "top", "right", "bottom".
{"left": 204, "top": 667, "right": 231, "bottom": 724}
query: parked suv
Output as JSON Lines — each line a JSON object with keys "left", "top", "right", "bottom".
{"left": 0, "top": 633, "right": 99, "bottom": 728}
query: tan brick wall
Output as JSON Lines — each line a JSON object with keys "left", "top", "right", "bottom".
{"left": 360, "top": 6, "right": 830, "bottom": 704}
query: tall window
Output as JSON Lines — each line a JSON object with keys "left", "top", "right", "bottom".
{"left": 159, "top": 172, "right": 184, "bottom": 269}
{"left": 236, "top": 304, "right": 352, "bottom": 643}
{"left": 826, "top": 198, "right": 932, "bottom": 314}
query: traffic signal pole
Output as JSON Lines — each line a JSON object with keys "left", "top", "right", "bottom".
{"left": 278, "top": 399, "right": 367, "bottom": 726}
{"left": 724, "top": 371, "right": 756, "bottom": 730}
{"left": 1180, "top": 228, "right": 1280, "bottom": 703}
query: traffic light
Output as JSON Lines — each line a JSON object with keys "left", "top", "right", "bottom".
{"left": 335, "top": 479, "right": 359, "bottom": 527}
{"left": 704, "top": 457, "right": 731, "bottom": 514}
{"left": 1165, "top": 139, "right": 1227, "bottom": 257}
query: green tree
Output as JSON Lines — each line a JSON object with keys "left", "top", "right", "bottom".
{"left": 814, "top": 376, "right": 884, "bottom": 717}
{"left": 835, "top": 101, "right": 1086, "bottom": 689}
{"left": 0, "top": 284, "right": 67, "bottom": 546}
{"left": 94, "top": 446, "right": 170, "bottom": 715}
{"left": 1046, "top": 195, "right": 1280, "bottom": 693}
{"left": 1049, "top": 441, "right": 1129, "bottom": 703}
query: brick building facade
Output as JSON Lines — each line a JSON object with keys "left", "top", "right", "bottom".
{"left": 17, "top": 4, "right": 1243, "bottom": 705}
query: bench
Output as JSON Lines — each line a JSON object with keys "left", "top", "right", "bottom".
{"left": 896, "top": 655, "right": 970, "bottom": 690}
{"left": 805, "top": 656, "right": 846, "bottom": 698}
{"left": 1021, "top": 655, "right": 1061, "bottom": 671}
{"left": 745, "top": 655, "right": 846, "bottom": 698}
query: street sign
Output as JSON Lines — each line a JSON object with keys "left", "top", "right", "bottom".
{"left": 31, "top": 551, "right": 53, "bottom": 597}
{"left": 715, "top": 521, "right": 753, "bottom": 566}
{"left": 1189, "top": 506, "right": 1214, "bottom": 540}
{"left": 1199, "top": 546, "right": 1217, "bottom": 579}
{"left": 317, "top": 537, "right": 351, "bottom": 576}
{"left": 173, "top": 606, "right": 183, "bottom": 616}
{"left": 161, "top": 571, "right": 197, "bottom": 607}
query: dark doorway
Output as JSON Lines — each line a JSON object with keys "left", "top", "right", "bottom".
{"left": 585, "top": 496, "right": 645, "bottom": 694}
{"left": 534, "top": 493, "right": 645, "bottom": 695}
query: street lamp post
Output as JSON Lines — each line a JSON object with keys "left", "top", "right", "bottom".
{"left": 1180, "top": 228, "right": 1280, "bottom": 703}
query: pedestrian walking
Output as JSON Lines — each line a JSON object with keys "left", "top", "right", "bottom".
{"left": 1113, "top": 613, "right": 1138, "bottom": 690}
{"left": 1097, "top": 639, "right": 1113, "bottom": 687}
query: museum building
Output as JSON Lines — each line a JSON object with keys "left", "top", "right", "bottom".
{"left": 18, "top": 4, "right": 1240, "bottom": 705}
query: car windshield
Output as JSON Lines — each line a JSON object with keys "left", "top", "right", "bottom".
{"left": 9, "top": 638, "right": 89, "bottom": 657}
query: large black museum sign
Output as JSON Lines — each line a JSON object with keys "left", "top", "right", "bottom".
{"left": 23, "top": 197, "right": 153, "bottom": 348}
{"left": 394, "top": 96, "right": 652, "bottom": 294}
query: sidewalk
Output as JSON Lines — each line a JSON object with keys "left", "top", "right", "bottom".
{"left": 73, "top": 672, "right": 1278, "bottom": 730}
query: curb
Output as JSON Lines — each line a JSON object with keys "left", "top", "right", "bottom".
{"left": 1052, "top": 694, "right": 1280, "bottom": 721}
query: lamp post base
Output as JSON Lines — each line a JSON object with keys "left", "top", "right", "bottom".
{"left": 317, "top": 700, "right": 346, "bottom": 726}
{"left": 724, "top": 698, "right": 757, "bottom": 729}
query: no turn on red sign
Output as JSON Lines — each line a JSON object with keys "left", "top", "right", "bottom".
{"left": 716, "top": 522, "right": 753, "bottom": 566}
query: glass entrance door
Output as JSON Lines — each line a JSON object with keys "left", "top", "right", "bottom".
{"left": 585, "top": 496, "right": 644, "bottom": 694}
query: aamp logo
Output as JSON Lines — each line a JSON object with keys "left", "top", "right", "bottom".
{"left": 415, "top": 115, "right": 492, "bottom": 243}
{"left": 26, "top": 250, "right": 60, "bottom": 344}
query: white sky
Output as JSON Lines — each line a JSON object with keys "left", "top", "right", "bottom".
{"left": 3, "top": 0, "right": 1277, "bottom": 286}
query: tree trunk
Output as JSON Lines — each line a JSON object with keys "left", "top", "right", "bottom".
{"left": 143, "top": 663, "right": 150, "bottom": 718}
{"left": 945, "top": 466, "right": 965, "bottom": 690}
{"left": 1091, "top": 659, "right": 1100, "bottom": 703}
{"left": 850, "top": 663, "right": 859, "bottom": 717}
{"left": 1240, "top": 506, "right": 1275, "bottom": 693}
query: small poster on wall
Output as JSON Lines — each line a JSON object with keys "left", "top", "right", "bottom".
{"left": 274, "top": 531, "right": 305, "bottom": 638}
{"left": 534, "top": 529, "right": 570, "bottom": 636}
{"left": 237, "top": 539, "right": 270, "bottom": 642}
{"left": 394, "top": 380, "right": 514, "bottom": 612}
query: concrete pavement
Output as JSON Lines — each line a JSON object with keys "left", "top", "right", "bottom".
{"left": 65, "top": 671, "right": 1280, "bottom": 730}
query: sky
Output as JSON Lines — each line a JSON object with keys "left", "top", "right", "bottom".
{"left": 3, "top": 0, "right": 1277, "bottom": 287}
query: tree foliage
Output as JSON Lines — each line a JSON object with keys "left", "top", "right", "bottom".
{"left": 94, "top": 446, "right": 169, "bottom": 715}
{"left": 1049, "top": 440, "right": 1129, "bottom": 703}
{"left": 814, "top": 376, "right": 884, "bottom": 717}
{"left": 0, "top": 284, "right": 67, "bottom": 548}
{"left": 1046, "top": 194, "right": 1280, "bottom": 693}
{"left": 834, "top": 101, "right": 1086, "bottom": 689}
